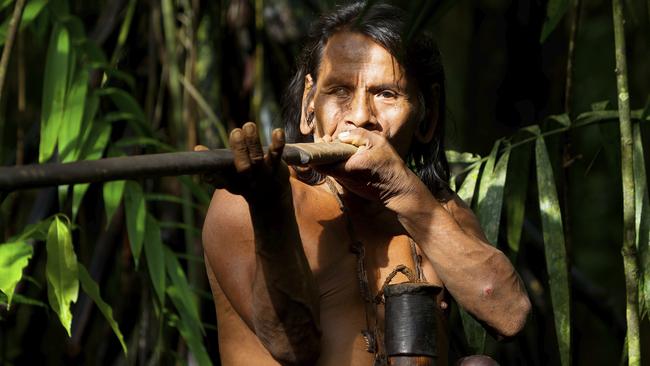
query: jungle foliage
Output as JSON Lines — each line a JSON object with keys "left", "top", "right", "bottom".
{"left": 0, "top": 0, "right": 648, "bottom": 365}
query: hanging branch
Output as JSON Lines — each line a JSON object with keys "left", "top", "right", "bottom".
{"left": 0, "top": 0, "right": 27, "bottom": 103}
{"left": 612, "top": 0, "right": 641, "bottom": 364}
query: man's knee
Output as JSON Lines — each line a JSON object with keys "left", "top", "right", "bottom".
{"left": 456, "top": 355, "right": 499, "bottom": 366}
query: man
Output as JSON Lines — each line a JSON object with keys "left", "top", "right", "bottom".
{"left": 202, "top": 2, "right": 531, "bottom": 365}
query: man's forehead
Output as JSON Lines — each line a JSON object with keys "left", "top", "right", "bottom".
{"left": 318, "top": 31, "right": 406, "bottom": 83}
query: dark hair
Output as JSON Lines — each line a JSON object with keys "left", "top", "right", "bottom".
{"left": 281, "top": 1, "right": 449, "bottom": 195}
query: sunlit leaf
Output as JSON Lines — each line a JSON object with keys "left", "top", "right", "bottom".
{"left": 477, "top": 139, "right": 500, "bottom": 209}
{"left": 45, "top": 216, "right": 79, "bottom": 336}
{"left": 124, "top": 181, "right": 146, "bottom": 267}
{"left": 540, "top": 0, "right": 569, "bottom": 42}
{"left": 548, "top": 113, "right": 571, "bottom": 127}
{"left": 456, "top": 162, "right": 481, "bottom": 206}
{"left": 633, "top": 124, "right": 650, "bottom": 316}
{"left": 506, "top": 144, "right": 532, "bottom": 259}
{"left": 78, "top": 263, "right": 127, "bottom": 355}
{"left": 0, "top": 241, "right": 33, "bottom": 308}
{"left": 103, "top": 180, "right": 126, "bottom": 227}
{"left": 535, "top": 134, "right": 570, "bottom": 366}
{"left": 39, "top": 23, "right": 71, "bottom": 163}
{"left": 168, "top": 286, "right": 212, "bottom": 366}
{"left": 165, "top": 247, "right": 203, "bottom": 335}
{"left": 0, "top": 0, "right": 48, "bottom": 46}
{"left": 446, "top": 150, "right": 481, "bottom": 164}
{"left": 144, "top": 214, "right": 165, "bottom": 305}
{"left": 477, "top": 147, "right": 510, "bottom": 244}
{"left": 59, "top": 68, "right": 89, "bottom": 163}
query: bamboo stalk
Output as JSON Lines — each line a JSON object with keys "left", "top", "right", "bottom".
{"left": 0, "top": 143, "right": 357, "bottom": 192}
{"left": 612, "top": 0, "right": 641, "bottom": 365}
{"left": 0, "top": 0, "right": 26, "bottom": 103}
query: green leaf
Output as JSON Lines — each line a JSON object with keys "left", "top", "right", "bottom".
{"left": 540, "top": 0, "right": 570, "bottom": 42}
{"left": 168, "top": 286, "right": 212, "bottom": 366}
{"left": 477, "top": 140, "right": 500, "bottom": 209}
{"left": 124, "top": 181, "right": 146, "bottom": 267}
{"left": 0, "top": 241, "right": 33, "bottom": 309}
{"left": 548, "top": 113, "right": 571, "bottom": 127}
{"left": 459, "top": 309, "right": 486, "bottom": 354}
{"left": 506, "top": 144, "right": 532, "bottom": 259}
{"left": 145, "top": 193, "right": 205, "bottom": 212}
{"left": 78, "top": 263, "right": 127, "bottom": 355}
{"left": 144, "top": 214, "right": 166, "bottom": 305}
{"left": 96, "top": 88, "right": 152, "bottom": 137}
{"left": 0, "top": 292, "right": 48, "bottom": 308}
{"left": 71, "top": 118, "right": 112, "bottom": 221}
{"left": 165, "top": 247, "right": 203, "bottom": 335}
{"left": 633, "top": 124, "right": 650, "bottom": 316}
{"left": 59, "top": 68, "right": 89, "bottom": 163}
{"left": 10, "top": 217, "right": 53, "bottom": 242}
{"left": 535, "top": 134, "right": 571, "bottom": 366}
{"left": 477, "top": 147, "right": 510, "bottom": 244}
{"left": 456, "top": 162, "right": 481, "bottom": 206}
{"left": 40, "top": 23, "right": 71, "bottom": 163}
{"left": 45, "top": 216, "right": 79, "bottom": 336}
{"left": 591, "top": 100, "right": 610, "bottom": 111}
{"left": 103, "top": 180, "right": 126, "bottom": 227}
{"left": 178, "top": 176, "right": 212, "bottom": 206}
{"left": 0, "top": 0, "right": 49, "bottom": 46}
{"left": 445, "top": 150, "right": 480, "bottom": 164}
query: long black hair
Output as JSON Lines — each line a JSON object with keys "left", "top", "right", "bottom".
{"left": 281, "top": 1, "right": 450, "bottom": 195}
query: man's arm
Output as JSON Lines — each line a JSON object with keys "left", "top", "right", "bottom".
{"left": 322, "top": 128, "right": 530, "bottom": 338}
{"left": 203, "top": 124, "right": 321, "bottom": 365}
{"left": 386, "top": 178, "right": 531, "bottom": 337}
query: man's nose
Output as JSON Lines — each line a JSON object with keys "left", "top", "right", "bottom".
{"left": 346, "top": 91, "right": 377, "bottom": 129}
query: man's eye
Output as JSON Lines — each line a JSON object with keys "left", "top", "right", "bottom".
{"left": 378, "top": 90, "right": 397, "bottom": 99}
{"left": 332, "top": 87, "right": 348, "bottom": 97}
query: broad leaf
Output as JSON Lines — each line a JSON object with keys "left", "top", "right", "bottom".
{"left": 124, "top": 181, "right": 146, "bottom": 267}
{"left": 540, "top": 0, "right": 569, "bottom": 42}
{"left": 10, "top": 217, "right": 53, "bottom": 242}
{"left": 96, "top": 88, "right": 152, "bottom": 137}
{"left": 535, "top": 134, "right": 570, "bottom": 366}
{"left": 477, "top": 147, "right": 510, "bottom": 244}
{"left": 72, "top": 119, "right": 112, "bottom": 221}
{"left": 40, "top": 23, "right": 71, "bottom": 163}
{"left": 165, "top": 248, "right": 203, "bottom": 335}
{"left": 59, "top": 68, "right": 89, "bottom": 163}
{"left": 78, "top": 264, "right": 127, "bottom": 355}
{"left": 456, "top": 162, "right": 481, "bottom": 206}
{"left": 506, "top": 144, "right": 532, "bottom": 259}
{"left": 168, "top": 286, "right": 212, "bottom": 366}
{"left": 144, "top": 214, "right": 166, "bottom": 305}
{"left": 0, "top": 292, "right": 47, "bottom": 308}
{"left": 0, "top": 241, "right": 33, "bottom": 308}
{"left": 103, "top": 180, "right": 126, "bottom": 227}
{"left": 633, "top": 124, "right": 650, "bottom": 316}
{"left": 45, "top": 216, "right": 79, "bottom": 336}
{"left": 477, "top": 140, "right": 500, "bottom": 209}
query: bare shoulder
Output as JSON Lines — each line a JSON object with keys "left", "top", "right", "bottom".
{"left": 438, "top": 190, "right": 489, "bottom": 243}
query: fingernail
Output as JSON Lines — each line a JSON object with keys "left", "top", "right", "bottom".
{"left": 338, "top": 131, "right": 350, "bottom": 140}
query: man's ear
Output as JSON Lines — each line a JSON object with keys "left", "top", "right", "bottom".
{"left": 414, "top": 84, "right": 440, "bottom": 144}
{"left": 300, "top": 74, "right": 316, "bottom": 135}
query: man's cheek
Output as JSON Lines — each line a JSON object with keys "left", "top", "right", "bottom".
{"left": 316, "top": 103, "right": 345, "bottom": 136}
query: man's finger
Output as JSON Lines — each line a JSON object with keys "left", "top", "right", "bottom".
{"left": 266, "top": 128, "right": 285, "bottom": 167}
{"left": 243, "top": 122, "right": 264, "bottom": 165}
{"left": 193, "top": 145, "right": 209, "bottom": 152}
{"left": 229, "top": 128, "right": 251, "bottom": 173}
{"left": 336, "top": 129, "right": 373, "bottom": 148}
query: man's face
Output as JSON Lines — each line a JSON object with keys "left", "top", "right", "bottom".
{"left": 302, "top": 31, "right": 423, "bottom": 158}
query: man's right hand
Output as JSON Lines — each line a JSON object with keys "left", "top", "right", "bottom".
{"left": 196, "top": 122, "right": 290, "bottom": 205}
